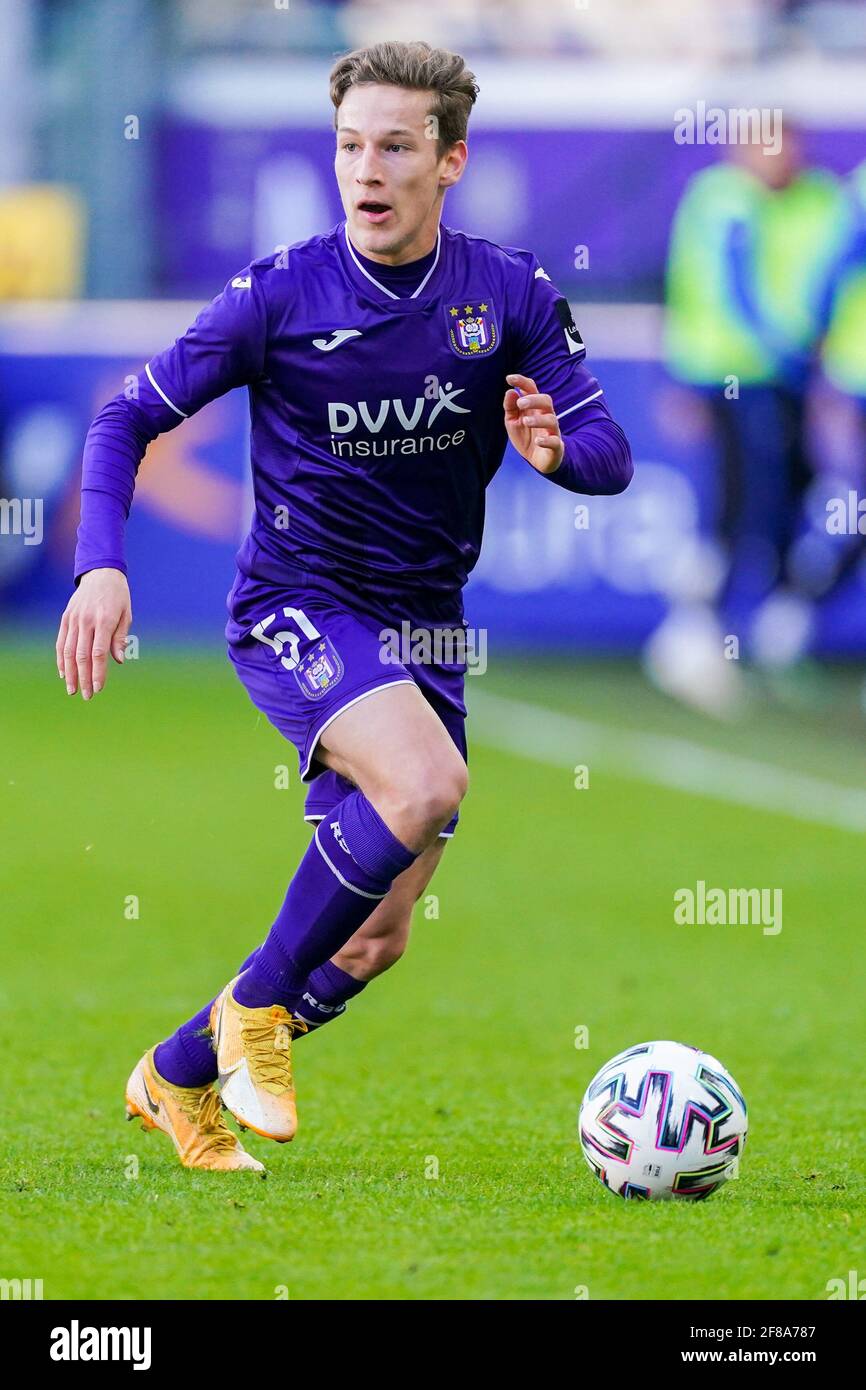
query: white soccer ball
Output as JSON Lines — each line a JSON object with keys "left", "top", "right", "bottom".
{"left": 578, "top": 1040, "right": 747, "bottom": 1201}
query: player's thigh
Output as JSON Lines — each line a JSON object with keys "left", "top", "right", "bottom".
{"left": 318, "top": 681, "right": 468, "bottom": 821}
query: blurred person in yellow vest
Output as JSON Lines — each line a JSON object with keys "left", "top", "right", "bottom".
{"left": 752, "top": 158, "right": 866, "bottom": 665}
{"left": 822, "top": 161, "right": 866, "bottom": 403}
{"left": 0, "top": 185, "right": 84, "bottom": 299}
{"left": 648, "top": 124, "right": 850, "bottom": 713}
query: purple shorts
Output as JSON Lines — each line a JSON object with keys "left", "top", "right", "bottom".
{"left": 225, "top": 570, "right": 468, "bottom": 838}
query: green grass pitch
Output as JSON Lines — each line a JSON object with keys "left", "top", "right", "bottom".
{"left": 1, "top": 642, "right": 864, "bottom": 1300}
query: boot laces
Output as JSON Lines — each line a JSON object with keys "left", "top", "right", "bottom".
{"left": 242, "top": 1011, "right": 308, "bottom": 1094}
{"left": 177, "top": 1085, "right": 238, "bottom": 1156}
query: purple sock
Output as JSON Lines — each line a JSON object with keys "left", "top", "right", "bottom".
{"left": 232, "top": 949, "right": 365, "bottom": 1033}
{"left": 152, "top": 792, "right": 411, "bottom": 1083}
{"left": 151, "top": 945, "right": 260, "bottom": 1088}
{"left": 234, "top": 790, "right": 416, "bottom": 1009}
{"left": 293, "top": 959, "right": 368, "bottom": 1032}
{"left": 153, "top": 1003, "right": 216, "bottom": 1088}
{"left": 150, "top": 959, "right": 362, "bottom": 1086}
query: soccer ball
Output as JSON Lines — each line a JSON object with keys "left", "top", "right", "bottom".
{"left": 578, "top": 1040, "right": 747, "bottom": 1201}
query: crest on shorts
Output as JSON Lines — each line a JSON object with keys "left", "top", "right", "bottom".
{"left": 446, "top": 299, "right": 498, "bottom": 357}
{"left": 294, "top": 637, "right": 344, "bottom": 700}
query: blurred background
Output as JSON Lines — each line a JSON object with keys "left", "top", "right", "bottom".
{"left": 2, "top": 0, "right": 866, "bottom": 716}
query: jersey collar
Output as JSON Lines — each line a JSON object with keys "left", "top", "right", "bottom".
{"left": 341, "top": 223, "right": 443, "bottom": 304}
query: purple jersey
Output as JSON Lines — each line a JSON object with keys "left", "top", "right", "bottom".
{"left": 74, "top": 221, "right": 631, "bottom": 617}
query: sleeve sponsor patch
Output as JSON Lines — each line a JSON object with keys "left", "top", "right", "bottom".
{"left": 555, "top": 297, "right": 585, "bottom": 356}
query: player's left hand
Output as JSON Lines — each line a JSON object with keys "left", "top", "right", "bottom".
{"left": 504, "top": 374, "right": 564, "bottom": 475}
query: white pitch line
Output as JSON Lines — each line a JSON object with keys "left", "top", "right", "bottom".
{"left": 468, "top": 689, "right": 866, "bottom": 835}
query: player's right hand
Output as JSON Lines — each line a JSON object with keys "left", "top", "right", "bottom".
{"left": 56, "top": 567, "right": 132, "bottom": 700}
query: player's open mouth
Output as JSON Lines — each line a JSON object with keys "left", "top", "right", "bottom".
{"left": 357, "top": 201, "right": 393, "bottom": 224}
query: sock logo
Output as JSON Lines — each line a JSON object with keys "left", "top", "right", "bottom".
{"left": 329, "top": 819, "right": 351, "bottom": 855}
{"left": 302, "top": 991, "right": 346, "bottom": 1016}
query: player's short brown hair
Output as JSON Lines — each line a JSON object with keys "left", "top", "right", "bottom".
{"left": 329, "top": 41, "right": 479, "bottom": 156}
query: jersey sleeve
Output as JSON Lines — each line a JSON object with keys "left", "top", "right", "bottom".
{"left": 143, "top": 266, "right": 268, "bottom": 420}
{"left": 506, "top": 253, "right": 632, "bottom": 496}
{"left": 73, "top": 266, "right": 268, "bottom": 584}
{"left": 509, "top": 257, "right": 603, "bottom": 421}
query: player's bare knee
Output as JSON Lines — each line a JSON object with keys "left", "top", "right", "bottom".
{"left": 419, "top": 761, "right": 466, "bottom": 827}
{"left": 439, "top": 756, "right": 469, "bottom": 819}
{"left": 379, "top": 755, "right": 467, "bottom": 844}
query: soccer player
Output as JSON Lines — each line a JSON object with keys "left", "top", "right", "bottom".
{"left": 56, "top": 41, "right": 633, "bottom": 1172}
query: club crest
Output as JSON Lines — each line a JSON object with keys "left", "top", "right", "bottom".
{"left": 446, "top": 299, "right": 498, "bottom": 358}
{"left": 294, "top": 637, "right": 344, "bottom": 700}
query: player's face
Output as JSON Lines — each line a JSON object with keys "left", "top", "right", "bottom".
{"left": 335, "top": 84, "right": 467, "bottom": 264}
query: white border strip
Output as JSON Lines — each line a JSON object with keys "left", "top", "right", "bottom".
{"left": 469, "top": 690, "right": 866, "bottom": 835}
{"left": 304, "top": 811, "right": 454, "bottom": 841}
{"left": 302, "top": 679, "right": 415, "bottom": 779}
{"left": 313, "top": 824, "right": 386, "bottom": 900}
{"left": 557, "top": 388, "right": 604, "bottom": 420}
{"left": 410, "top": 229, "right": 441, "bottom": 299}
{"left": 343, "top": 225, "right": 441, "bottom": 301}
{"left": 145, "top": 362, "right": 186, "bottom": 418}
{"left": 344, "top": 224, "right": 398, "bottom": 300}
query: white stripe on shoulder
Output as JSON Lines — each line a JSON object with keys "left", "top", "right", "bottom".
{"left": 556, "top": 388, "right": 604, "bottom": 421}
{"left": 145, "top": 362, "right": 187, "bottom": 418}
